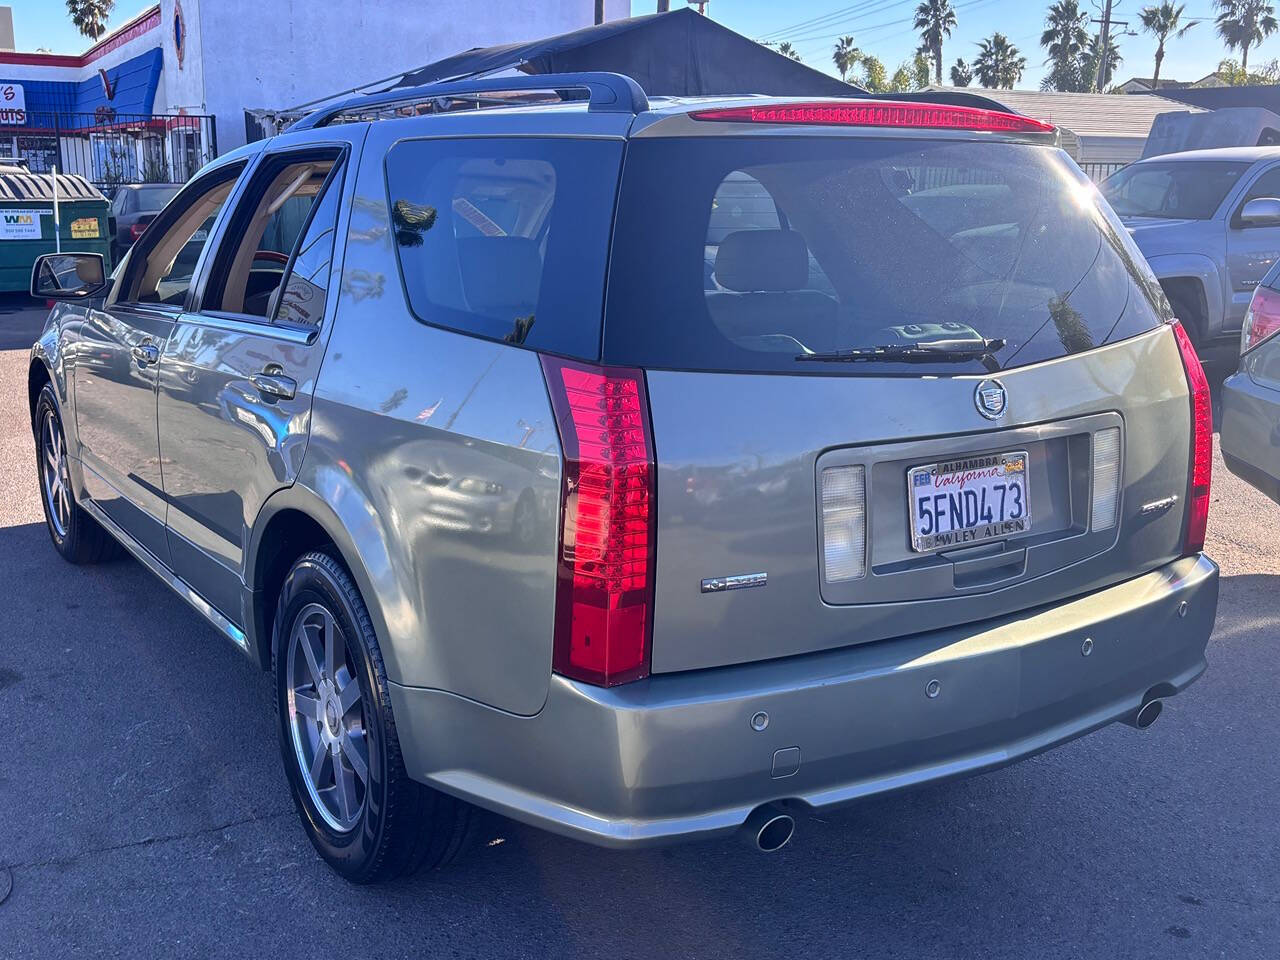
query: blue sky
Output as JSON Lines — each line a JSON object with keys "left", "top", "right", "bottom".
{"left": 12, "top": 0, "right": 1279, "bottom": 89}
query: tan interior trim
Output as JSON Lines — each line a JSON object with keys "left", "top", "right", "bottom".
{"left": 221, "top": 161, "right": 332, "bottom": 315}
{"left": 135, "top": 179, "right": 235, "bottom": 301}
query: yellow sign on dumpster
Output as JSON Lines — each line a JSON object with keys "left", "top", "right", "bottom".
{"left": 70, "top": 217, "right": 99, "bottom": 239}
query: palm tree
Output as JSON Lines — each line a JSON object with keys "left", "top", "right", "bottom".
{"left": 1215, "top": 0, "right": 1279, "bottom": 72}
{"left": 1139, "top": 3, "right": 1197, "bottom": 88}
{"left": 914, "top": 0, "right": 959, "bottom": 86}
{"left": 1041, "top": 0, "right": 1091, "bottom": 91}
{"left": 775, "top": 41, "right": 803, "bottom": 62}
{"left": 950, "top": 57, "right": 973, "bottom": 86}
{"left": 1083, "top": 32, "right": 1124, "bottom": 89}
{"left": 973, "top": 33, "right": 1026, "bottom": 88}
{"left": 66, "top": 0, "right": 114, "bottom": 41}
{"left": 833, "top": 36, "right": 862, "bottom": 81}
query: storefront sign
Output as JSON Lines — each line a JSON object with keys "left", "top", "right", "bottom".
{"left": 0, "top": 209, "right": 44, "bottom": 240}
{"left": 71, "top": 217, "right": 100, "bottom": 240}
{"left": 0, "top": 84, "right": 26, "bottom": 125}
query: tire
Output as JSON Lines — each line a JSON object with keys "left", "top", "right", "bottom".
{"left": 272, "top": 550, "right": 472, "bottom": 883}
{"left": 1164, "top": 282, "right": 1204, "bottom": 351}
{"left": 33, "top": 384, "right": 120, "bottom": 565}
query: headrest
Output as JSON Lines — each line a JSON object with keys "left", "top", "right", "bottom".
{"left": 457, "top": 236, "right": 542, "bottom": 314}
{"left": 714, "top": 229, "right": 809, "bottom": 292}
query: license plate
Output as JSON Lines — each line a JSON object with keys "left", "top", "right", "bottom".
{"left": 908, "top": 450, "right": 1031, "bottom": 552}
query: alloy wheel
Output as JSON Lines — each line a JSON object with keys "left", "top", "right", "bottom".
{"left": 286, "top": 603, "right": 369, "bottom": 833}
{"left": 40, "top": 411, "right": 72, "bottom": 539}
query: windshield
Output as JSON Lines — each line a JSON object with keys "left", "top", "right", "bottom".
{"left": 604, "top": 137, "right": 1168, "bottom": 375}
{"left": 1101, "top": 160, "right": 1249, "bottom": 220}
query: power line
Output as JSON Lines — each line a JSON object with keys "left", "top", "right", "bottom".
{"left": 756, "top": 0, "right": 906, "bottom": 43}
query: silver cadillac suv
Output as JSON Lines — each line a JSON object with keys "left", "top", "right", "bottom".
{"left": 27, "top": 74, "right": 1219, "bottom": 882}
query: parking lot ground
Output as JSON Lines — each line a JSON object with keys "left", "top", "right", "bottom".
{"left": 1, "top": 293, "right": 1279, "bottom": 959}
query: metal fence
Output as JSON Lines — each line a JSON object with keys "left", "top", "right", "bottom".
{"left": 1080, "top": 161, "right": 1128, "bottom": 182}
{"left": 0, "top": 111, "right": 217, "bottom": 191}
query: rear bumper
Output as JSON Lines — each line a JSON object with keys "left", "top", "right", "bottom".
{"left": 390, "top": 554, "right": 1217, "bottom": 848}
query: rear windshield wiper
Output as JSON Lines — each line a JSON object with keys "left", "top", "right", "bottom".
{"left": 795, "top": 338, "right": 1006, "bottom": 366}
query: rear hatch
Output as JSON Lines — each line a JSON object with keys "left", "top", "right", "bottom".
{"left": 605, "top": 119, "right": 1195, "bottom": 674}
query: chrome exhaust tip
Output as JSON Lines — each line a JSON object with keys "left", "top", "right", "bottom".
{"left": 742, "top": 804, "right": 795, "bottom": 853}
{"left": 1123, "top": 698, "right": 1164, "bottom": 730}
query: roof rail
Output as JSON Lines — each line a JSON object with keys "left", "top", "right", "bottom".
{"left": 292, "top": 72, "right": 649, "bottom": 130}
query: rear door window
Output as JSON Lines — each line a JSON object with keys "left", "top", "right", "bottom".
{"left": 385, "top": 137, "right": 624, "bottom": 360}
{"left": 605, "top": 137, "right": 1170, "bottom": 375}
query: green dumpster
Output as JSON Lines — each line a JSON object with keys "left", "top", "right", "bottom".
{"left": 0, "top": 166, "right": 112, "bottom": 293}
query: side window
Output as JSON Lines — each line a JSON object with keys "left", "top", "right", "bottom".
{"left": 273, "top": 164, "right": 344, "bottom": 328}
{"left": 112, "top": 190, "right": 131, "bottom": 216}
{"left": 123, "top": 165, "right": 244, "bottom": 307}
{"left": 203, "top": 153, "right": 341, "bottom": 319}
{"left": 385, "top": 137, "right": 623, "bottom": 359}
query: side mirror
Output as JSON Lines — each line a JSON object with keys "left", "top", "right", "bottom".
{"left": 30, "top": 252, "right": 108, "bottom": 300}
{"left": 1240, "top": 197, "right": 1280, "bottom": 227}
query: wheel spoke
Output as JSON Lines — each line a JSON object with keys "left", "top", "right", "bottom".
{"left": 340, "top": 731, "right": 369, "bottom": 784}
{"left": 57, "top": 488, "right": 69, "bottom": 526}
{"left": 323, "top": 610, "right": 338, "bottom": 680}
{"left": 335, "top": 758, "right": 358, "bottom": 821}
{"left": 338, "top": 678, "right": 361, "bottom": 713}
{"left": 297, "top": 623, "right": 323, "bottom": 685}
{"left": 309, "top": 740, "right": 329, "bottom": 786}
{"left": 291, "top": 690, "right": 322, "bottom": 721}
{"left": 45, "top": 446, "right": 58, "bottom": 473}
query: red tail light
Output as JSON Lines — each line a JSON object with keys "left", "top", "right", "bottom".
{"left": 1242, "top": 285, "right": 1280, "bottom": 353}
{"left": 542, "top": 356, "right": 655, "bottom": 686}
{"left": 129, "top": 222, "right": 148, "bottom": 239}
{"left": 690, "top": 100, "right": 1055, "bottom": 135}
{"left": 1170, "top": 320, "right": 1211, "bottom": 553}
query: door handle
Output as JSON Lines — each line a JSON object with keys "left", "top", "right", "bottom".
{"left": 250, "top": 370, "right": 297, "bottom": 401}
{"left": 131, "top": 342, "right": 160, "bottom": 365}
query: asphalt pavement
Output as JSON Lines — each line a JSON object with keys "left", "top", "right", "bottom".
{"left": 1, "top": 292, "right": 1279, "bottom": 959}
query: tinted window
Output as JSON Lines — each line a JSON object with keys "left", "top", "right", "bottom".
{"left": 1102, "top": 160, "right": 1249, "bottom": 220}
{"left": 386, "top": 137, "right": 623, "bottom": 359}
{"left": 606, "top": 137, "right": 1167, "bottom": 375}
{"left": 1237, "top": 166, "right": 1280, "bottom": 216}
{"left": 134, "top": 184, "right": 180, "bottom": 211}
{"left": 274, "top": 165, "right": 344, "bottom": 328}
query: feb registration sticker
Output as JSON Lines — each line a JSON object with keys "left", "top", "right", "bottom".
{"left": 908, "top": 451, "right": 1031, "bottom": 552}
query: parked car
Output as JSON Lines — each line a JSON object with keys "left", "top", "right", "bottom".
{"left": 1221, "top": 258, "right": 1280, "bottom": 503}
{"left": 1102, "top": 147, "right": 1280, "bottom": 362}
{"left": 108, "top": 183, "right": 181, "bottom": 264}
{"left": 27, "top": 73, "right": 1219, "bottom": 883}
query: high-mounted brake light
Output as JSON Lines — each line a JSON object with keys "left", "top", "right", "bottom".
{"left": 690, "top": 100, "right": 1056, "bottom": 135}
{"left": 1170, "top": 321, "right": 1211, "bottom": 554}
{"left": 542, "top": 356, "right": 656, "bottom": 687}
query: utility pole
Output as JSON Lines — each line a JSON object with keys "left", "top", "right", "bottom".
{"left": 1091, "top": 0, "right": 1127, "bottom": 92}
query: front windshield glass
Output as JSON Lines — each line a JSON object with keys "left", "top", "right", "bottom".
{"left": 604, "top": 137, "right": 1169, "bottom": 375}
{"left": 1101, "top": 160, "right": 1249, "bottom": 220}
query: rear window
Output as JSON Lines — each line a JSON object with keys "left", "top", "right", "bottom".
{"left": 1102, "top": 160, "right": 1249, "bottom": 220}
{"left": 604, "top": 137, "right": 1168, "bottom": 375}
{"left": 386, "top": 137, "right": 623, "bottom": 360}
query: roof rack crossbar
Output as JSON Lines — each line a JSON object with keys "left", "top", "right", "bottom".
{"left": 292, "top": 71, "right": 649, "bottom": 130}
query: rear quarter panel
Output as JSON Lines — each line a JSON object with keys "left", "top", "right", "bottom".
{"left": 298, "top": 123, "right": 563, "bottom": 716}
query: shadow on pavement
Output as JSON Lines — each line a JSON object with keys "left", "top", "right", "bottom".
{"left": 0, "top": 293, "right": 49, "bottom": 352}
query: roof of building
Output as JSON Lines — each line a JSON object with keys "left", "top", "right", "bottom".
{"left": 929, "top": 86, "right": 1204, "bottom": 140}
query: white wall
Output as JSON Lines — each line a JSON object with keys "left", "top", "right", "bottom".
{"left": 164, "top": 0, "right": 631, "bottom": 153}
